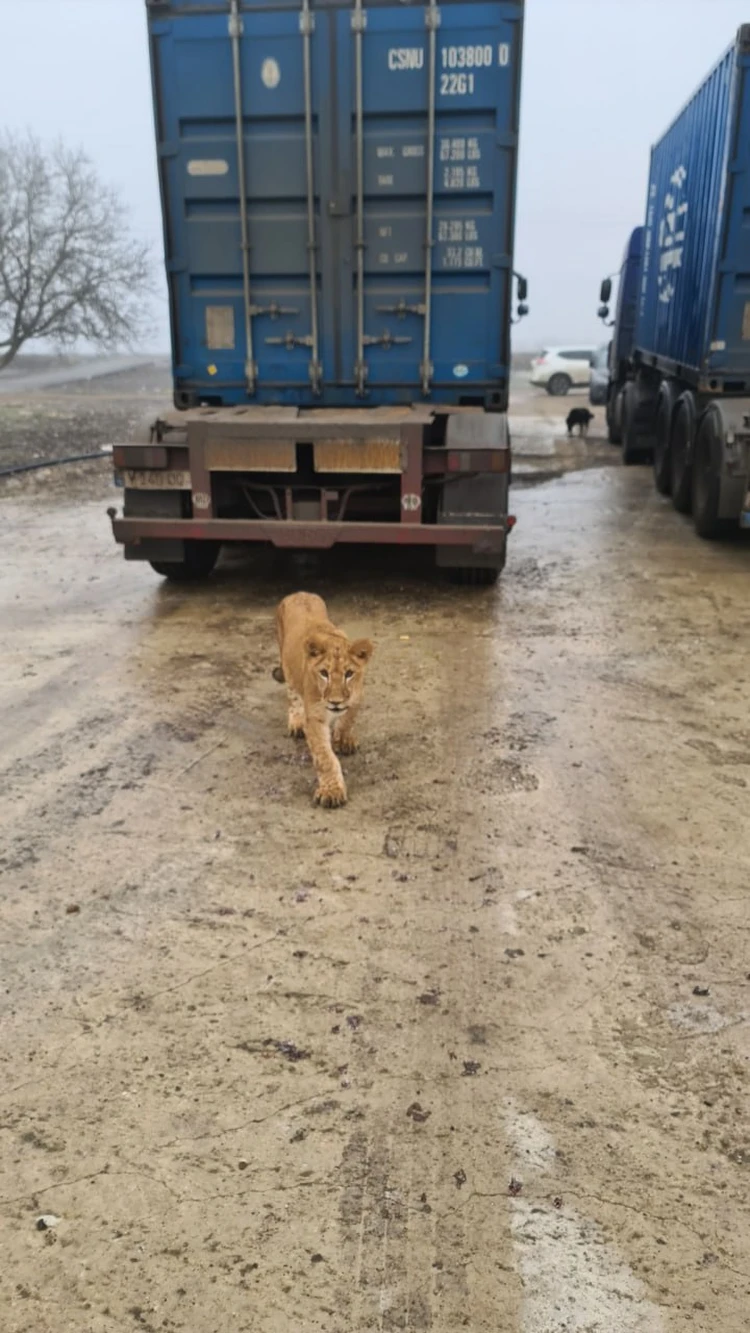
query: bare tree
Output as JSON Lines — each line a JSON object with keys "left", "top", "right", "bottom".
{"left": 0, "top": 133, "right": 152, "bottom": 372}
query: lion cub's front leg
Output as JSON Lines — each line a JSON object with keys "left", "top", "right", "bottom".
{"left": 332, "top": 705, "right": 359, "bottom": 756}
{"left": 305, "top": 714, "right": 347, "bottom": 808}
{"left": 286, "top": 688, "right": 306, "bottom": 740}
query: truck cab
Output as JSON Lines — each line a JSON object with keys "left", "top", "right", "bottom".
{"left": 597, "top": 225, "right": 644, "bottom": 443}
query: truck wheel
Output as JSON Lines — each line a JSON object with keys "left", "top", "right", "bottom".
{"left": 653, "top": 381, "right": 679, "bottom": 496}
{"left": 547, "top": 373, "right": 571, "bottom": 397}
{"left": 670, "top": 392, "right": 695, "bottom": 514}
{"left": 452, "top": 565, "right": 502, "bottom": 587}
{"left": 607, "top": 388, "right": 623, "bottom": 444}
{"left": 692, "top": 406, "right": 735, "bottom": 540}
{"left": 150, "top": 540, "right": 221, "bottom": 581}
{"left": 621, "top": 382, "right": 644, "bottom": 465}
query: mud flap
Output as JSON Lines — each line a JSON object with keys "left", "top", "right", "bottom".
{"left": 122, "top": 490, "right": 186, "bottom": 562}
{"left": 125, "top": 540, "right": 185, "bottom": 563}
{"left": 436, "top": 474, "right": 508, "bottom": 570}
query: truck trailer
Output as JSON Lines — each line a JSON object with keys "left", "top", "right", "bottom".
{"left": 597, "top": 25, "right": 750, "bottom": 537}
{"left": 108, "top": 0, "right": 527, "bottom": 584}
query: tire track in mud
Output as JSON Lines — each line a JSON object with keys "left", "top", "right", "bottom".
{"left": 330, "top": 624, "right": 529, "bottom": 1332}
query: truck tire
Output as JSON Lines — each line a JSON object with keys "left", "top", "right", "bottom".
{"left": 607, "top": 387, "right": 623, "bottom": 445}
{"left": 547, "top": 373, "right": 571, "bottom": 397}
{"left": 692, "top": 405, "right": 736, "bottom": 540}
{"left": 621, "top": 382, "right": 643, "bottom": 465}
{"left": 452, "top": 565, "right": 502, "bottom": 587}
{"left": 150, "top": 540, "right": 221, "bottom": 581}
{"left": 670, "top": 392, "right": 696, "bottom": 513}
{"left": 653, "top": 380, "right": 680, "bottom": 496}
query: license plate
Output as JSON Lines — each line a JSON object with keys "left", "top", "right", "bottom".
{"left": 115, "top": 469, "right": 191, "bottom": 490}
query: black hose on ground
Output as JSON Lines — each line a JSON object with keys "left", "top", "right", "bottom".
{"left": 0, "top": 450, "right": 110, "bottom": 478}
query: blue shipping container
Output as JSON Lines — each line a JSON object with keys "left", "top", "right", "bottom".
{"left": 637, "top": 25, "right": 750, "bottom": 387}
{"left": 147, "top": 0, "right": 524, "bottom": 408}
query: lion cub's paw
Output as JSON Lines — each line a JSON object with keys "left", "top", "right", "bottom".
{"left": 288, "top": 723, "right": 306, "bottom": 740}
{"left": 314, "top": 780, "right": 347, "bottom": 809}
{"left": 333, "top": 735, "right": 358, "bottom": 756}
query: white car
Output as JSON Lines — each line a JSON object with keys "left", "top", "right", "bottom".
{"left": 530, "top": 346, "right": 596, "bottom": 396}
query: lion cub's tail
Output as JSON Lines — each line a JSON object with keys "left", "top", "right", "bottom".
{"left": 271, "top": 666, "right": 285, "bottom": 684}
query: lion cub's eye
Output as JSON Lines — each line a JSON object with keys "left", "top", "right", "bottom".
{"left": 345, "top": 669, "right": 354, "bottom": 681}
{"left": 320, "top": 669, "right": 329, "bottom": 680}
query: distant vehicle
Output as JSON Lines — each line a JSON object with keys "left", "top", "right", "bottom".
{"left": 589, "top": 344, "right": 610, "bottom": 407}
{"left": 530, "top": 347, "right": 595, "bottom": 396}
{"left": 599, "top": 25, "right": 750, "bottom": 539}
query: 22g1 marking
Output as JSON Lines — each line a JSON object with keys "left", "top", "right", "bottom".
{"left": 440, "top": 42, "right": 510, "bottom": 95}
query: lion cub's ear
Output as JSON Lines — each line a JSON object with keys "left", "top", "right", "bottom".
{"left": 304, "top": 633, "right": 328, "bottom": 660}
{"left": 349, "top": 638, "right": 374, "bottom": 664}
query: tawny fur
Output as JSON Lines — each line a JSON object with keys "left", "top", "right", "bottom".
{"left": 274, "top": 592, "right": 374, "bottom": 809}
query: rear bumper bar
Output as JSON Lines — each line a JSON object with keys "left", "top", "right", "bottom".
{"left": 109, "top": 514, "right": 511, "bottom": 553}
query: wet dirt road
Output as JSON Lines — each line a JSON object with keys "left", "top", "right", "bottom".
{"left": 1, "top": 462, "right": 750, "bottom": 1332}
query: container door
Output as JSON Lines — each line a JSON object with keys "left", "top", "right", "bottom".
{"left": 332, "top": 0, "right": 521, "bottom": 402}
{"left": 707, "top": 40, "right": 750, "bottom": 379}
{"left": 155, "top": 4, "right": 334, "bottom": 402}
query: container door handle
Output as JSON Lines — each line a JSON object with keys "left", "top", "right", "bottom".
{"left": 300, "top": 0, "right": 323, "bottom": 394}
{"left": 228, "top": 0, "right": 257, "bottom": 394}
{"left": 352, "top": 0, "right": 368, "bottom": 396}
{"left": 420, "top": 1, "right": 440, "bottom": 397}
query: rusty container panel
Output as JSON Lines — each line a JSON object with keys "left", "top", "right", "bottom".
{"left": 204, "top": 440, "right": 297, "bottom": 472}
{"left": 313, "top": 439, "right": 403, "bottom": 473}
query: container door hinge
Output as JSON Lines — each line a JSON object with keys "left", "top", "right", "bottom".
{"left": 363, "top": 331, "right": 413, "bottom": 349}
{"left": 249, "top": 303, "right": 300, "bottom": 319}
{"left": 265, "top": 332, "right": 315, "bottom": 350}
{"left": 375, "top": 301, "right": 426, "bottom": 318}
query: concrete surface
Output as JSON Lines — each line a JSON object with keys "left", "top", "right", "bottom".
{"left": 2, "top": 427, "right": 750, "bottom": 1331}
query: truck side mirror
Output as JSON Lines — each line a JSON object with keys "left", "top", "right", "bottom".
{"left": 599, "top": 277, "right": 612, "bottom": 303}
{"left": 517, "top": 275, "right": 528, "bottom": 302}
{"left": 517, "top": 302, "right": 528, "bottom": 319}
{"left": 598, "top": 304, "right": 610, "bottom": 321}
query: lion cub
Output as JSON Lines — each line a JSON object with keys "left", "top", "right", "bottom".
{"left": 274, "top": 592, "right": 374, "bottom": 808}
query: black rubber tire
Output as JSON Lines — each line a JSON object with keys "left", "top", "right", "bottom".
{"left": 607, "top": 387, "right": 623, "bottom": 445}
{"left": 452, "top": 566, "right": 501, "bottom": 587}
{"left": 547, "top": 373, "right": 571, "bottom": 397}
{"left": 670, "top": 393, "right": 695, "bottom": 514}
{"left": 692, "top": 406, "right": 735, "bottom": 540}
{"left": 621, "top": 381, "right": 644, "bottom": 466}
{"left": 653, "top": 381, "right": 679, "bottom": 496}
{"left": 150, "top": 540, "right": 221, "bottom": 582}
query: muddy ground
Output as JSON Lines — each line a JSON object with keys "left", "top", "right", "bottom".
{"left": 1, "top": 372, "right": 750, "bottom": 1333}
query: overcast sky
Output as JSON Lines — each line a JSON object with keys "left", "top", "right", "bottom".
{"left": 1, "top": 0, "right": 748, "bottom": 353}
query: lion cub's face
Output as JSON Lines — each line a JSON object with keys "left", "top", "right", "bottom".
{"left": 304, "top": 633, "right": 374, "bottom": 716}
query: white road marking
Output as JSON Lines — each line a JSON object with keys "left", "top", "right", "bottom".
{"left": 504, "top": 1103, "right": 666, "bottom": 1331}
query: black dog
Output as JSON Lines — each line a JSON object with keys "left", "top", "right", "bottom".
{"left": 566, "top": 407, "right": 594, "bottom": 436}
